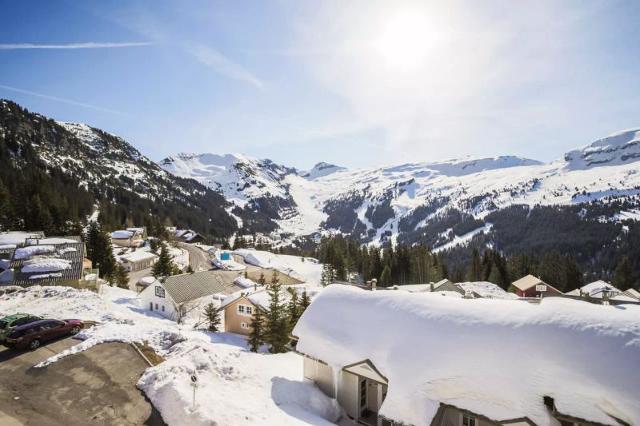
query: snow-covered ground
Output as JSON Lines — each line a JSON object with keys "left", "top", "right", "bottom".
{"left": 233, "top": 249, "right": 322, "bottom": 285}
{"left": 0, "top": 285, "right": 340, "bottom": 425}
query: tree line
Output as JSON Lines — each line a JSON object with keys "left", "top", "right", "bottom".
{"left": 314, "top": 235, "right": 639, "bottom": 292}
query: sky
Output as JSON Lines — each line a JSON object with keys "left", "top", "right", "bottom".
{"left": 1, "top": 0, "right": 639, "bottom": 170}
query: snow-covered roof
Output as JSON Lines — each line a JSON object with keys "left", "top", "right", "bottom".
{"left": 112, "top": 230, "right": 135, "bottom": 239}
{"left": 623, "top": 288, "right": 640, "bottom": 301}
{"left": 157, "top": 271, "right": 244, "bottom": 304}
{"left": 120, "top": 250, "right": 158, "bottom": 263}
{"left": 293, "top": 285, "right": 640, "bottom": 426}
{"left": 21, "top": 258, "right": 72, "bottom": 273}
{"left": 457, "top": 281, "right": 518, "bottom": 300}
{"left": 13, "top": 245, "right": 56, "bottom": 260}
{"left": 0, "top": 231, "right": 44, "bottom": 246}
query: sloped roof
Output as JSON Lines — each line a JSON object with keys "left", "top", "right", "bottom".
{"left": 623, "top": 288, "right": 640, "bottom": 300}
{"left": 511, "top": 275, "right": 549, "bottom": 292}
{"left": 160, "top": 271, "right": 243, "bottom": 304}
{"left": 293, "top": 285, "right": 640, "bottom": 426}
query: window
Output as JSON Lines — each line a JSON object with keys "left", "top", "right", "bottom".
{"left": 161, "top": 305, "right": 165, "bottom": 312}
{"left": 241, "top": 322, "right": 249, "bottom": 329}
{"left": 461, "top": 414, "right": 476, "bottom": 426}
{"left": 149, "top": 302, "right": 153, "bottom": 311}
{"left": 237, "top": 304, "right": 253, "bottom": 316}
{"left": 155, "top": 286, "right": 165, "bottom": 298}
{"left": 155, "top": 303, "right": 159, "bottom": 310}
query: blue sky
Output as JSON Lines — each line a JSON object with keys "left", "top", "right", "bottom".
{"left": 1, "top": 0, "right": 639, "bottom": 169}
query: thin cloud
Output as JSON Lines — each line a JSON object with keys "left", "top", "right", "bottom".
{"left": 0, "top": 84, "right": 124, "bottom": 115}
{"left": 185, "top": 43, "right": 264, "bottom": 90}
{"left": 0, "top": 42, "right": 152, "bottom": 50}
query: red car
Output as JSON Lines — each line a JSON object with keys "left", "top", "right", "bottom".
{"left": 4, "top": 319, "right": 83, "bottom": 350}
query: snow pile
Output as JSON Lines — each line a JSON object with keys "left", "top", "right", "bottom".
{"left": 21, "top": 257, "right": 71, "bottom": 273}
{"left": 0, "top": 244, "right": 17, "bottom": 250}
{"left": 234, "top": 249, "right": 322, "bottom": 285}
{"left": 139, "top": 341, "right": 341, "bottom": 426}
{"left": 294, "top": 285, "right": 640, "bottom": 426}
{"left": 13, "top": 245, "right": 55, "bottom": 260}
{"left": 0, "top": 285, "right": 340, "bottom": 425}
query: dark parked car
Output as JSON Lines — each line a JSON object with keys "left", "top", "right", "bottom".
{"left": 4, "top": 319, "right": 83, "bottom": 350}
{"left": 0, "top": 313, "right": 42, "bottom": 342}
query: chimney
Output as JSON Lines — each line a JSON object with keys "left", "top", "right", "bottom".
{"left": 371, "top": 278, "right": 377, "bottom": 291}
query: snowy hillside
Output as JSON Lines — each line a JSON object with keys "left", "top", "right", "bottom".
{"left": 160, "top": 139, "right": 640, "bottom": 252}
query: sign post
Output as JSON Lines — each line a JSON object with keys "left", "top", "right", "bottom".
{"left": 190, "top": 374, "right": 198, "bottom": 411}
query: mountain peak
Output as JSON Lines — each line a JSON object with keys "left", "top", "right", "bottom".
{"left": 302, "top": 162, "right": 347, "bottom": 179}
{"left": 564, "top": 128, "right": 640, "bottom": 169}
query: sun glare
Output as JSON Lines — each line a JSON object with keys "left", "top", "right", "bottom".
{"left": 374, "top": 11, "right": 432, "bottom": 71}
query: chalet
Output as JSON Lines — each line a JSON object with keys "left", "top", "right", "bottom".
{"left": 7, "top": 236, "right": 98, "bottom": 289}
{"left": 390, "top": 280, "right": 518, "bottom": 300}
{"left": 174, "top": 229, "right": 204, "bottom": 243}
{"left": 118, "top": 250, "right": 158, "bottom": 272}
{"left": 293, "top": 285, "right": 639, "bottom": 426}
{"left": 139, "top": 270, "right": 244, "bottom": 321}
{"left": 111, "top": 229, "right": 145, "bottom": 248}
{"left": 220, "top": 286, "right": 314, "bottom": 335}
{"left": 510, "top": 275, "right": 562, "bottom": 298}
{"left": 565, "top": 280, "right": 639, "bottom": 305}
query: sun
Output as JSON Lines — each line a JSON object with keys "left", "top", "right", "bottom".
{"left": 373, "top": 10, "right": 433, "bottom": 71}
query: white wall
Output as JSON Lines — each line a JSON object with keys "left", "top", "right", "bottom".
{"left": 139, "top": 283, "right": 178, "bottom": 320}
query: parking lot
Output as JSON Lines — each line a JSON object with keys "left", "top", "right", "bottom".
{"left": 0, "top": 337, "right": 165, "bottom": 425}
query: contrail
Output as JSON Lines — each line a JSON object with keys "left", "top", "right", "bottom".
{"left": 0, "top": 84, "right": 124, "bottom": 115}
{"left": 0, "top": 42, "right": 152, "bottom": 50}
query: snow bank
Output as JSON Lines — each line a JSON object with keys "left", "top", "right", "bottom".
{"left": 138, "top": 341, "right": 341, "bottom": 426}
{"left": 234, "top": 249, "right": 322, "bottom": 285}
{"left": 13, "top": 245, "right": 55, "bottom": 259}
{"left": 294, "top": 285, "right": 640, "bottom": 426}
{"left": 21, "top": 258, "right": 71, "bottom": 273}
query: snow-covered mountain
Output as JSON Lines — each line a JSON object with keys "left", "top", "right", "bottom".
{"left": 160, "top": 130, "right": 640, "bottom": 253}
{"left": 0, "top": 99, "right": 237, "bottom": 237}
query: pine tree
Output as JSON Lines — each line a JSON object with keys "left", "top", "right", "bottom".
{"left": 299, "top": 290, "right": 311, "bottom": 312}
{"left": 248, "top": 307, "right": 264, "bottom": 352}
{"left": 265, "top": 280, "right": 289, "bottom": 353}
{"left": 86, "top": 221, "right": 115, "bottom": 279}
{"left": 613, "top": 256, "right": 634, "bottom": 290}
{"left": 286, "top": 287, "right": 300, "bottom": 330}
{"left": 152, "top": 243, "right": 176, "bottom": 278}
{"left": 320, "top": 263, "right": 335, "bottom": 286}
{"left": 203, "top": 302, "right": 221, "bottom": 332}
{"left": 114, "top": 264, "right": 129, "bottom": 289}
{"left": 467, "top": 248, "right": 482, "bottom": 281}
{"left": 379, "top": 265, "right": 392, "bottom": 287}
